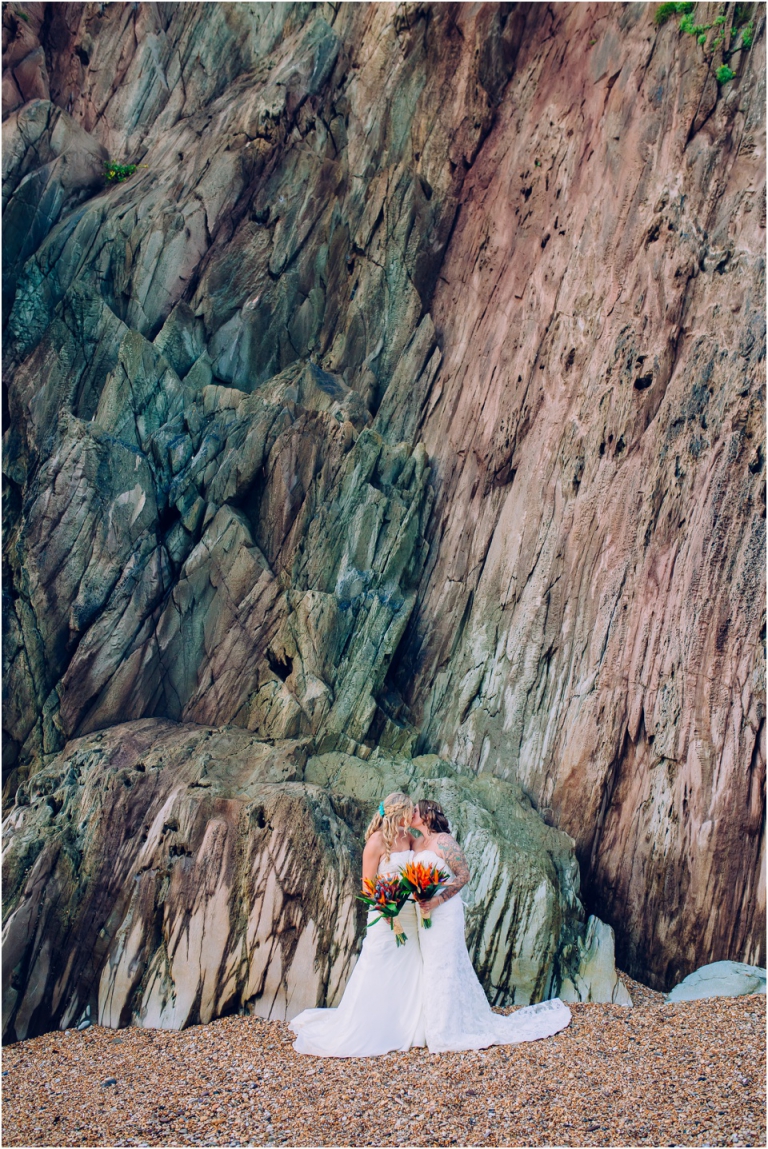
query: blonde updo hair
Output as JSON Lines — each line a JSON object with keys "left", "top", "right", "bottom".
{"left": 365, "top": 791, "right": 414, "bottom": 861}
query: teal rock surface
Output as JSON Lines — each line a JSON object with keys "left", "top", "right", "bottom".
{"left": 666, "top": 961, "right": 767, "bottom": 1003}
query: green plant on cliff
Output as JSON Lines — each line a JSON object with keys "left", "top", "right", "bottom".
{"left": 654, "top": 2, "right": 756, "bottom": 83}
{"left": 678, "top": 11, "right": 724, "bottom": 49}
{"left": 104, "top": 162, "right": 137, "bottom": 183}
{"left": 740, "top": 20, "right": 754, "bottom": 47}
{"left": 654, "top": 2, "right": 693, "bottom": 26}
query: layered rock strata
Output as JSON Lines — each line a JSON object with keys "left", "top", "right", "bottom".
{"left": 2, "top": 0, "right": 765, "bottom": 1000}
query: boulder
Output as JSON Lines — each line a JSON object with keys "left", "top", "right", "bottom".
{"left": 2, "top": 722, "right": 356, "bottom": 1041}
{"left": 306, "top": 748, "right": 598, "bottom": 1006}
{"left": 557, "top": 916, "right": 632, "bottom": 1006}
{"left": 666, "top": 962, "right": 767, "bottom": 1003}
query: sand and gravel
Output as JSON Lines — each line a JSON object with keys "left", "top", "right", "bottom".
{"left": 2, "top": 976, "right": 764, "bottom": 1148}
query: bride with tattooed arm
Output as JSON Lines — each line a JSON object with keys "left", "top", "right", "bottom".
{"left": 411, "top": 798, "right": 571, "bottom": 1052}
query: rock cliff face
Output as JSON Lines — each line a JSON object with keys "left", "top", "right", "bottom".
{"left": 2, "top": 0, "right": 765, "bottom": 1020}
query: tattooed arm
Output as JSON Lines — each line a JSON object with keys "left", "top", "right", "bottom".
{"left": 425, "top": 833, "right": 471, "bottom": 909}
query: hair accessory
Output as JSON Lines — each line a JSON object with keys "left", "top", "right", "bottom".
{"left": 379, "top": 801, "right": 386, "bottom": 817}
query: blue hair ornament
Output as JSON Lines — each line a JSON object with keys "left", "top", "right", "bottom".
{"left": 379, "top": 801, "right": 386, "bottom": 817}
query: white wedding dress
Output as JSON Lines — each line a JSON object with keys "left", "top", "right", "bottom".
{"left": 415, "top": 849, "right": 572, "bottom": 1052}
{"left": 290, "top": 850, "right": 425, "bottom": 1057}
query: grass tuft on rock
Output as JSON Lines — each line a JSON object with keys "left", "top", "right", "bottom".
{"left": 104, "top": 162, "right": 137, "bottom": 183}
{"left": 654, "top": 1, "right": 694, "bottom": 26}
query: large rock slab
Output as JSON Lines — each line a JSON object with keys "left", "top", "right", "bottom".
{"left": 2, "top": 100, "right": 108, "bottom": 315}
{"left": 3, "top": 353, "right": 432, "bottom": 786}
{"left": 388, "top": 4, "right": 767, "bottom": 989}
{"left": 2, "top": 722, "right": 358, "bottom": 1042}
{"left": 3, "top": 720, "right": 626, "bottom": 1043}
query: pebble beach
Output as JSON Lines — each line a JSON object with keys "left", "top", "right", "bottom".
{"left": 2, "top": 976, "right": 764, "bottom": 1148}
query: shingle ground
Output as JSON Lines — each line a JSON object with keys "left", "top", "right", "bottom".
{"left": 2, "top": 975, "right": 764, "bottom": 1148}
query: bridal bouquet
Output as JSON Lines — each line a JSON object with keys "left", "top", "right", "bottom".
{"left": 399, "top": 860, "right": 451, "bottom": 928}
{"left": 358, "top": 874, "right": 410, "bottom": 946}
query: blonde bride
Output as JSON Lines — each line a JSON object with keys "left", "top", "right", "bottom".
{"left": 290, "top": 792, "right": 424, "bottom": 1057}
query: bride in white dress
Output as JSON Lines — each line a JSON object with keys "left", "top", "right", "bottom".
{"left": 411, "top": 798, "right": 571, "bottom": 1052}
{"left": 290, "top": 792, "right": 425, "bottom": 1056}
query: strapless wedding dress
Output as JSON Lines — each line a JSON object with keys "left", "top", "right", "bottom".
{"left": 290, "top": 850, "right": 425, "bottom": 1057}
{"left": 415, "top": 849, "right": 571, "bottom": 1052}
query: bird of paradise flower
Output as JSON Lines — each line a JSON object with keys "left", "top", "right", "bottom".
{"left": 358, "top": 874, "right": 411, "bottom": 945}
{"left": 399, "top": 859, "right": 451, "bottom": 927}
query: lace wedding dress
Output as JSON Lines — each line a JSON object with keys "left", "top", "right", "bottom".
{"left": 415, "top": 848, "right": 571, "bottom": 1052}
{"left": 290, "top": 850, "right": 425, "bottom": 1057}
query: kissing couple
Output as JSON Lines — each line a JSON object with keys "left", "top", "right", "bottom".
{"left": 291, "top": 792, "right": 571, "bottom": 1056}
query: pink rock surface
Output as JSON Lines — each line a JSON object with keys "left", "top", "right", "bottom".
{"left": 395, "top": 3, "right": 765, "bottom": 986}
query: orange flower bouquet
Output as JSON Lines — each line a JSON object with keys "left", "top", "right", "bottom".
{"left": 399, "top": 859, "right": 451, "bottom": 928}
{"left": 358, "top": 874, "right": 410, "bottom": 945}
